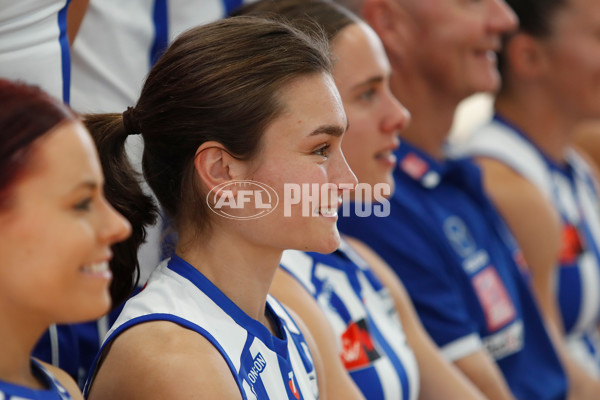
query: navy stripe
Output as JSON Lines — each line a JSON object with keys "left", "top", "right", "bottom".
{"left": 57, "top": 0, "right": 71, "bottom": 104}
{"left": 223, "top": 0, "right": 244, "bottom": 15}
{"left": 330, "top": 291, "right": 352, "bottom": 324}
{"left": 368, "top": 319, "right": 411, "bottom": 400}
{"left": 167, "top": 255, "right": 289, "bottom": 352}
{"left": 583, "top": 333, "right": 597, "bottom": 358}
{"left": 150, "top": 0, "right": 169, "bottom": 67}
{"left": 557, "top": 267, "right": 582, "bottom": 332}
{"left": 286, "top": 327, "right": 314, "bottom": 374}
{"left": 350, "top": 367, "right": 384, "bottom": 400}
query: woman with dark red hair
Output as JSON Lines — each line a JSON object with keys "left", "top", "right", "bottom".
{"left": 0, "top": 79, "right": 130, "bottom": 399}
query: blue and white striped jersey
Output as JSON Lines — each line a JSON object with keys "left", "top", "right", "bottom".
{"left": 461, "top": 114, "right": 600, "bottom": 376}
{"left": 85, "top": 255, "right": 319, "bottom": 400}
{"left": 280, "top": 238, "right": 419, "bottom": 400}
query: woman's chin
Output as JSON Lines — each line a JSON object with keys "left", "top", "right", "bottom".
{"left": 306, "top": 230, "right": 341, "bottom": 254}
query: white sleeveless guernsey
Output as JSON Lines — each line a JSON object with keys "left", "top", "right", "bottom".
{"left": 85, "top": 255, "right": 319, "bottom": 399}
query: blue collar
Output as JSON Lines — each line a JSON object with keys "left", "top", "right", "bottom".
{"left": 0, "top": 359, "right": 68, "bottom": 398}
{"left": 395, "top": 140, "right": 445, "bottom": 189}
{"left": 395, "top": 140, "right": 482, "bottom": 191}
{"left": 166, "top": 254, "right": 290, "bottom": 356}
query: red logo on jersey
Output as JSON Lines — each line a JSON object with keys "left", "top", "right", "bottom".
{"left": 288, "top": 372, "right": 300, "bottom": 399}
{"left": 472, "top": 267, "right": 517, "bottom": 331}
{"left": 559, "top": 224, "right": 584, "bottom": 265}
{"left": 400, "top": 153, "right": 429, "bottom": 180}
{"left": 340, "top": 319, "right": 381, "bottom": 370}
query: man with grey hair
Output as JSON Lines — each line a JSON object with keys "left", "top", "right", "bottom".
{"left": 338, "top": 1, "right": 571, "bottom": 399}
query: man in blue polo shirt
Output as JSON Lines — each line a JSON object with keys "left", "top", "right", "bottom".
{"left": 340, "top": 142, "right": 567, "bottom": 399}
{"left": 334, "top": 0, "right": 569, "bottom": 398}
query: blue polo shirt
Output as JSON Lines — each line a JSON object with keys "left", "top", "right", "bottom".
{"left": 338, "top": 140, "right": 567, "bottom": 400}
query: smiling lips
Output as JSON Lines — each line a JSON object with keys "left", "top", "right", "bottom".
{"left": 375, "top": 150, "right": 397, "bottom": 167}
{"left": 474, "top": 45, "right": 500, "bottom": 64}
{"left": 317, "top": 206, "right": 339, "bottom": 218}
{"left": 375, "top": 138, "right": 399, "bottom": 168}
{"left": 81, "top": 261, "right": 112, "bottom": 279}
{"left": 315, "top": 195, "right": 343, "bottom": 218}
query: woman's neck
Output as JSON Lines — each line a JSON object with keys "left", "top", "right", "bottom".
{"left": 495, "top": 92, "right": 574, "bottom": 163}
{"left": 0, "top": 310, "right": 48, "bottom": 389}
{"left": 176, "top": 227, "right": 282, "bottom": 329}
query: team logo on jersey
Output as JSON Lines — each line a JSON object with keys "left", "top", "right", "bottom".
{"left": 472, "top": 267, "right": 517, "bottom": 331}
{"left": 288, "top": 371, "right": 301, "bottom": 399}
{"left": 207, "top": 180, "right": 279, "bottom": 220}
{"left": 559, "top": 224, "right": 584, "bottom": 265}
{"left": 340, "top": 319, "right": 381, "bottom": 370}
{"left": 400, "top": 153, "right": 429, "bottom": 180}
{"left": 444, "top": 216, "right": 477, "bottom": 258}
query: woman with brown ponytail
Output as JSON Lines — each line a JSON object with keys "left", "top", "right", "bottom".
{"left": 83, "top": 16, "right": 358, "bottom": 400}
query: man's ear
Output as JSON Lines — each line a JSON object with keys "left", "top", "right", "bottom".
{"left": 362, "top": 0, "right": 413, "bottom": 63}
{"left": 194, "top": 141, "right": 246, "bottom": 194}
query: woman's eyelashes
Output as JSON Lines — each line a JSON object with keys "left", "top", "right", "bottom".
{"left": 313, "top": 143, "right": 330, "bottom": 158}
{"left": 73, "top": 196, "right": 93, "bottom": 212}
{"left": 359, "top": 87, "right": 377, "bottom": 103}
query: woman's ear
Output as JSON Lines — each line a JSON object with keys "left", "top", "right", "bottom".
{"left": 504, "top": 33, "right": 549, "bottom": 81}
{"left": 194, "top": 141, "right": 245, "bottom": 192}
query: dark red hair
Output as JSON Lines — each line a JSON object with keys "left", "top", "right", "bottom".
{"left": 0, "top": 79, "right": 77, "bottom": 206}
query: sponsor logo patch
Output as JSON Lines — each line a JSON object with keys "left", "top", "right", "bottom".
{"left": 340, "top": 319, "right": 381, "bottom": 370}
{"left": 400, "top": 153, "right": 429, "bottom": 181}
{"left": 559, "top": 224, "right": 584, "bottom": 265}
{"left": 472, "top": 267, "right": 516, "bottom": 331}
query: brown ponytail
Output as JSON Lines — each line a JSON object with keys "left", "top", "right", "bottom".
{"left": 84, "top": 113, "right": 157, "bottom": 307}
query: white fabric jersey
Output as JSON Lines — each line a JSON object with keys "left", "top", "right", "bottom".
{"left": 0, "top": 0, "right": 70, "bottom": 102}
{"left": 459, "top": 116, "right": 600, "bottom": 376}
{"left": 85, "top": 255, "right": 319, "bottom": 400}
{"left": 70, "top": 0, "right": 255, "bottom": 114}
{"left": 70, "top": 0, "right": 153, "bottom": 113}
{"left": 280, "top": 239, "right": 419, "bottom": 400}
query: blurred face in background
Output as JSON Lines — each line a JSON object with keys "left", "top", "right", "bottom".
{"left": 536, "top": 0, "right": 600, "bottom": 120}
{"left": 333, "top": 22, "right": 409, "bottom": 197}
{"left": 403, "top": 0, "right": 518, "bottom": 100}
